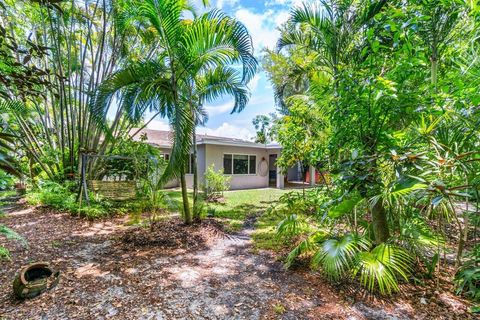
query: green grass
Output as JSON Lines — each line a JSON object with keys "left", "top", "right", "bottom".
{"left": 207, "top": 188, "right": 289, "bottom": 231}
{"left": 251, "top": 207, "right": 291, "bottom": 251}
{"left": 163, "top": 188, "right": 290, "bottom": 232}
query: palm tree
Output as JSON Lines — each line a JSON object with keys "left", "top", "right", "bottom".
{"left": 0, "top": 131, "right": 20, "bottom": 176}
{"left": 277, "top": 0, "right": 388, "bottom": 108}
{"left": 93, "top": 0, "right": 257, "bottom": 224}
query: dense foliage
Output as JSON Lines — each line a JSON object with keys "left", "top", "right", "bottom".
{"left": 203, "top": 164, "right": 231, "bottom": 201}
{"left": 264, "top": 0, "right": 480, "bottom": 298}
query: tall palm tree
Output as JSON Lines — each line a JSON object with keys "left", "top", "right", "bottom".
{"left": 277, "top": 0, "right": 388, "bottom": 110}
{"left": 0, "top": 131, "right": 20, "bottom": 176}
{"left": 93, "top": 0, "right": 257, "bottom": 224}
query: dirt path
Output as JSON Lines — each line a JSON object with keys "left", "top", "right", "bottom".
{"left": 0, "top": 202, "right": 472, "bottom": 319}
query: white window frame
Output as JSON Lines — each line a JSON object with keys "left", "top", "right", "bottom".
{"left": 160, "top": 153, "right": 170, "bottom": 161}
{"left": 223, "top": 153, "right": 257, "bottom": 175}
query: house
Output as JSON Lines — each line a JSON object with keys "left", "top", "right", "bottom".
{"left": 131, "top": 129, "right": 318, "bottom": 190}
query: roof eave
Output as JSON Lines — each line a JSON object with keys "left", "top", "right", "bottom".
{"left": 197, "top": 139, "right": 272, "bottom": 149}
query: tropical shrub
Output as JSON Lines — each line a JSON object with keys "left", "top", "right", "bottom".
{"left": 281, "top": 228, "right": 413, "bottom": 294}
{"left": 0, "top": 171, "right": 15, "bottom": 191}
{"left": 26, "top": 180, "right": 113, "bottom": 219}
{"left": 203, "top": 165, "right": 231, "bottom": 201}
{"left": 0, "top": 224, "right": 26, "bottom": 261}
{"left": 275, "top": 188, "right": 329, "bottom": 217}
{"left": 455, "top": 245, "right": 480, "bottom": 301}
{"left": 26, "top": 181, "right": 77, "bottom": 211}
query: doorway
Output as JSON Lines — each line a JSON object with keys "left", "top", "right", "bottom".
{"left": 268, "top": 154, "right": 277, "bottom": 187}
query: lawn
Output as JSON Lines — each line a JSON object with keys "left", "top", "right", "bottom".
{"left": 163, "top": 188, "right": 291, "bottom": 232}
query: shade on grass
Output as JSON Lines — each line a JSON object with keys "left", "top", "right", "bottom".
{"left": 164, "top": 188, "right": 289, "bottom": 231}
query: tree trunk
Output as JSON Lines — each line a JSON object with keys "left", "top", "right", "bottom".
{"left": 371, "top": 199, "right": 389, "bottom": 244}
{"left": 431, "top": 57, "right": 438, "bottom": 91}
{"left": 192, "top": 126, "right": 200, "bottom": 222}
{"left": 180, "top": 172, "right": 192, "bottom": 225}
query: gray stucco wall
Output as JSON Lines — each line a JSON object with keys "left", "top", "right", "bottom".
{"left": 204, "top": 144, "right": 270, "bottom": 190}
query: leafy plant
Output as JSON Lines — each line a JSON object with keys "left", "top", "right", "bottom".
{"left": 353, "top": 244, "right": 413, "bottom": 295}
{"left": 282, "top": 227, "right": 413, "bottom": 294}
{"left": 455, "top": 245, "right": 480, "bottom": 301}
{"left": 0, "top": 224, "right": 26, "bottom": 261}
{"left": 203, "top": 164, "right": 231, "bottom": 202}
{"left": 312, "top": 233, "right": 370, "bottom": 280}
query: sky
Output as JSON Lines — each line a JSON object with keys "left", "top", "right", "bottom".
{"left": 147, "top": 0, "right": 303, "bottom": 141}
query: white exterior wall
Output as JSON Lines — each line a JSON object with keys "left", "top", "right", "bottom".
{"left": 185, "top": 145, "right": 206, "bottom": 189}
{"left": 204, "top": 144, "right": 270, "bottom": 190}
{"left": 157, "top": 144, "right": 285, "bottom": 190}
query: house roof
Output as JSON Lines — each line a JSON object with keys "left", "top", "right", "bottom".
{"left": 130, "top": 128, "right": 281, "bottom": 149}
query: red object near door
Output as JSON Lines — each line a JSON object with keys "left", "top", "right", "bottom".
{"left": 305, "top": 170, "right": 330, "bottom": 184}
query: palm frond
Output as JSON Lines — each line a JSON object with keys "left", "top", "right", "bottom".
{"left": 354, "top": 243, "right": 413, "bottom": 294}
{"left": 285, "top": 230, "right": 329, "bottom": 268}
{"left": 312, "top": 233, "right": 371, "bottom": 280}
{"left": 196, "top": 66, "right": 250, "bottom": 113}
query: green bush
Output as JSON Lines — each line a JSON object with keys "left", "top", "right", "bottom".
{"left": 203, "top": 164, "right": 230, "bottom": 201}
{"left": 26, "top": 181, "right": 76, "bottom": 210}
{"left": 455, "top": 245, "right": 480, "bottom": 301}
{"left": 26, "top": 180, "right": 113, "bottom": 219}
{"left": 76, "top": 205, "right": 109, "bottom": 220}
{"left": 0, "top": 171, "right": 15, "bottom": 190}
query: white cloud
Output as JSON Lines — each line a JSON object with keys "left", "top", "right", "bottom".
{"left": 197, "top": 122, "right": 254, "bottom": 140}
{"left": 248, "top": 74, "right": 261, "bottom": 91}
{"left": 204, "top": 101, "right": 235, "bottom": 116}
{"left": 234, "top": 8, "right": 290, "bottom": 51}
{"left": 266, "top": 0, "right": 304, "bottom": 7}
{"left": 215, "top": 0, "right": 239, "bottom": 9}
{"left": 147, "top": 119, "right": 170, "bottom": 131}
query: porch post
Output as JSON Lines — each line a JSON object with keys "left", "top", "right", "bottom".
{"left": 309, "top": 165, "right": 316, "bottom": 187}
{"left": 276, "top": 150, "right": 284, "bottom": 189}
{"left": 276, "top": 167, "right": 284, "bottom": 189}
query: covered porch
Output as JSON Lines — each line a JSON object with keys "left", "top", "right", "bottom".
{"left": 267, "top": 147, "right": 320, "bottom": 189}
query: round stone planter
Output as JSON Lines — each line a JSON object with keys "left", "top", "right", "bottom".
{"left": 13, "top": 262, "right": 60, "bottom": 299}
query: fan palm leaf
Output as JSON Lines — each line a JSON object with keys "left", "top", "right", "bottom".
{"left": 311, "top": 233, "right": 370, "bottom": 280}
{"left": 353, "top": 243, "right": 412, "bottom": 294}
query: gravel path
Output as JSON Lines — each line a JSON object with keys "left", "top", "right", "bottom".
{"left": 0, "top": 202, "right": 472, "bottom": 319}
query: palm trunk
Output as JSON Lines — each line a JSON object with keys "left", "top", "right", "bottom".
{"left": 180, "top": 172, "right": 192, "bottom": 225}
{"left": 431, "top": 56, "right": 438, "bottom": 91}
{"left": 192, "top": 126, "right": 200, "bottom": 222}
{"left": 371, "top": 199, "right": 389, "bottom": 244}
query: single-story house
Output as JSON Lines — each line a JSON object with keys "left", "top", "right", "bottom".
{"left": 132, "top": 129, "right": 319, "bottom": 190}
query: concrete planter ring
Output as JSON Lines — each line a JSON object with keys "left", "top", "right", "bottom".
{"left": 13, "top": 262, "right": 60, "bottom": 299}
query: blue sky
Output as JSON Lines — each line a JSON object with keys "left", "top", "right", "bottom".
{"left": 147, "top": 0, "right": 303, "bottom": 140}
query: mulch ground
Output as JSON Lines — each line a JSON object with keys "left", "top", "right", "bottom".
{"left": 0, "top": 200, "right": 474, "bottom": 320}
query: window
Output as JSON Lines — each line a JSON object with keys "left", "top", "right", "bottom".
{"left": 160, "top": 153, "right": 170, "bottom": 161}
{"left": 187, "top": 153, "right": 194, "bottom": 174}
{"left": 234, "top": 155, "right": 248, "bottom": 174}
{"left": 223, "top": 154, "right": 232, "bottom": 174}
{"left": 249, "top": 155, "right": 256, "bottom": 174}
{"left": 223, "top": 154, "right": 256, "bottom": 175}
